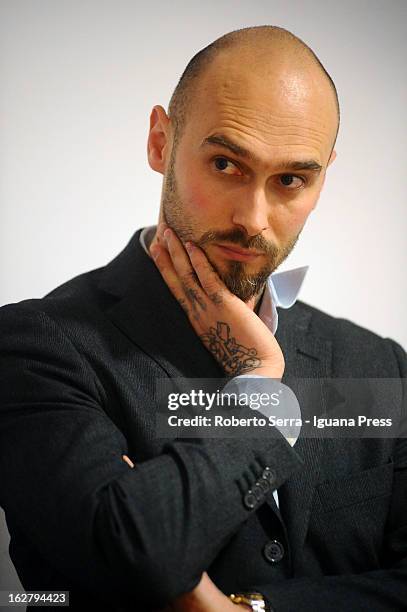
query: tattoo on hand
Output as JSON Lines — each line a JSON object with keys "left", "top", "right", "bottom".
{"left": 180, "top": 285, "right": 207, "bottom": 321}
{"left": 209, "top": 292, "right": 223, "bottom": 306}
{"left": 200, "top": 321, "right": 261, "bottom": 375}
{"left": 178, "top": 298, "right": 190, "bottom": 317}
{"left": 185, "top": 286, "right": 207, "bottom": 311}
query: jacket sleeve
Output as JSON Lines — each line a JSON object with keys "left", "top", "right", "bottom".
{"left": 250, "top": 338, "right": 407, "bottom": 612}
{"left": 0, "top": 303, "right": 302, "bottom": 609}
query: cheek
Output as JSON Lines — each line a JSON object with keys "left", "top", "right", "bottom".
{"left": 270, "top": 194, "right": 317, "bottom": 237}
{"left": 174, "top": 149, "right": 229, "bottom": 221}
{"left": 180, "top": 173, "right": 223, "bottom": 218}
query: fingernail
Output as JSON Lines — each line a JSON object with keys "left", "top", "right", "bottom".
{"left": 186, "top": 241, "right": 195, "bottom": 252}
{"left": 164, "top": 228, "right": 171, "bottom": 241}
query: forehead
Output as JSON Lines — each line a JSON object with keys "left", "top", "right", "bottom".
{"left": 187, "top": 52, "right": 337, "bottom": 164}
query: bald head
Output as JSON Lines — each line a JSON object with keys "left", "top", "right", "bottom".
{"left": 168, "top": 25, "right": 339, "bottom": 152}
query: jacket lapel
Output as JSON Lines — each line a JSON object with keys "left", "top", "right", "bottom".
{"left": 275, "top": 306, "right": 332, "bottom": 571}
{"left": 99, "top": 229, "right": 333, "bottom": 568}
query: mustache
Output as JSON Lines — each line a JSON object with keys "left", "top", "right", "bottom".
{"left": 197, "top": 228, "right": 277, "bottom": 255}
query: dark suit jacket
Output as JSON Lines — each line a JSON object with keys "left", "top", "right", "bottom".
{"left": 0, "top": 229, "right": 406, "bottom": 611}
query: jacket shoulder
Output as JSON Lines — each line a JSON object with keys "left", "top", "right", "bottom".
{"left": 0, "top": 264, "right": 118, "bottom": 365}
{"left": 0, "top": 264, "right": 111, "bottom": 320}
{"left": 289, "top": 300, "right": 406, "bottom": 377}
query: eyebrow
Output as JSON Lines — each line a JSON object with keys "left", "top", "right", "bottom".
{"left": 200, "top": 133, "right": 323, "bottom": 173}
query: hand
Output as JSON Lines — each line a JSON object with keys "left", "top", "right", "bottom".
{"left": 160, "top": 572, "right": 250, "bottom": 612}
{"left": 150, "top": 223, "right": 284, "bottom": 379}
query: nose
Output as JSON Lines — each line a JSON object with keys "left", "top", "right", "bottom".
{"left": 231, "top": 188, "right": 270, "bottom": 237}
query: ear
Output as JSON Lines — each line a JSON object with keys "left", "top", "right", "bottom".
{"left": 327, "top": 149, "right": 337, "bottom": 167}
{"left": 147, "top": 105, "right": 172, "bottom": 175}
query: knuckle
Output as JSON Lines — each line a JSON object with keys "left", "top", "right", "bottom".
{"left": 185, "top": 287, "right": 198, "bottom": 302}
{"left": 203, "top": 277, "right": 221, "bottom": 292}
{"left": 185, "top": 287, "right": 207, "bottom": 311}
{"left": 181, "top": 270, "right": 199, "bottom": 285}
{"left": 167, "top": 283, "right": 179, "bottom": 295}
{"left": 195, "top": 258, "right": 215, "bottom": 276}
{"left": 208, "top": 291, "right": 224, "bottom": 306}
{"left": 177, "top": 297, "right": 190, "bottom": 314}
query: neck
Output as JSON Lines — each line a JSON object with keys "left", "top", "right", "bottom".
{"left": 247, "top": 286, "right": 266, "bottom": 313}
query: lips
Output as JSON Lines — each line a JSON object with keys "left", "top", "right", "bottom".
{"left": 214, "top": 243, "right": 263, "bottom": 262}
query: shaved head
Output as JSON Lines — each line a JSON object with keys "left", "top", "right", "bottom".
{"left": 168, "top": 25, "right": 340, "bottom": 151}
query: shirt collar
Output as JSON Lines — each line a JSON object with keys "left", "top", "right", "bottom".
{"left": 139, "top": 225, "right": 307, "bottom": 334}
{"left": 258, "top": 265, "right": 308, "bottom": 334}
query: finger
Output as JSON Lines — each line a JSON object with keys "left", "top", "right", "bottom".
{"left": 152, "top": 244, "right": 204, "bottom": 322}
{"left": 151, "top": 244, "right": 193, "bottom": 316}
{"left": 122, "top": 454, "right": 135, "bottom": 468}
{"left": 163, "top": 229, "right": 208, "bottom": 317}
{"left": 185, "top": 242, "right": 233, "bottom": 305}
{"left": 164, "top": 228, "right": 201, "bottom": 289}
{"left": 155, "top": 221, "right": 168, "bottom": 244}
{"left": 157, "top": 225, "right": 217, "bottom": 299}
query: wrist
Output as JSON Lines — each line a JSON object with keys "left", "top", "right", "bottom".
{"left": 246, "top": 364, "right": 284, "bottom": 379}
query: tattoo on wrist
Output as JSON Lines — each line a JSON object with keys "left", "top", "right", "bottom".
{"left": 200, "top": 321, "right": 261, "bottom": 375}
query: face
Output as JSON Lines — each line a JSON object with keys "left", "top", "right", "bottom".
{"left": 149, "top": 49, "right": 337, "bottom": 302}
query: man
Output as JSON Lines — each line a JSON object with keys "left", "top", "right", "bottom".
{"left": 0, "top": 25, "right": 406, "bottom": 612}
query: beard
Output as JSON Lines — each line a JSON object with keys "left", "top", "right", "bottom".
{"left": 161, "top": 143, "right": 301, "bottom": 303}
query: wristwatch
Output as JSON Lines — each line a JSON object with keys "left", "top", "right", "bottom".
{"left": 229, "top": 591, "right": 267, "bottom": 611}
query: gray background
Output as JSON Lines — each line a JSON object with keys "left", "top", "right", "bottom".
{"left": 0, "top": 0, "right": 406, "bottom": 605}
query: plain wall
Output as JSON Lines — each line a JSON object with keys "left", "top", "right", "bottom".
{"left": 0, "top": 0, "right": 406, "bottom": 601}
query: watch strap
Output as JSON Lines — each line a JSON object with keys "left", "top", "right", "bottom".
{"left": 229, "top": 592, "right": 266, "bottom": 611}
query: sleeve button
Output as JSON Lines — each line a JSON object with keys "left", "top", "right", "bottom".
{"left": 243, "top": 490, "right": 258, "bottom": 509}
{"left": 261, "top": 466, "right": 276, "bottom": 484}
{"left": 258, "top": 478, "right": 270, "bottom": 494}
{"left": 252, "top": 483, "right": 264, "bottom": 500}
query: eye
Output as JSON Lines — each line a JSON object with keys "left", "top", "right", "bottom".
{"left": 279, "top": 174, "right": 305, "bottom": 189}
{"left": 213, "top": 156, "right": 241, "bottom": 175}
